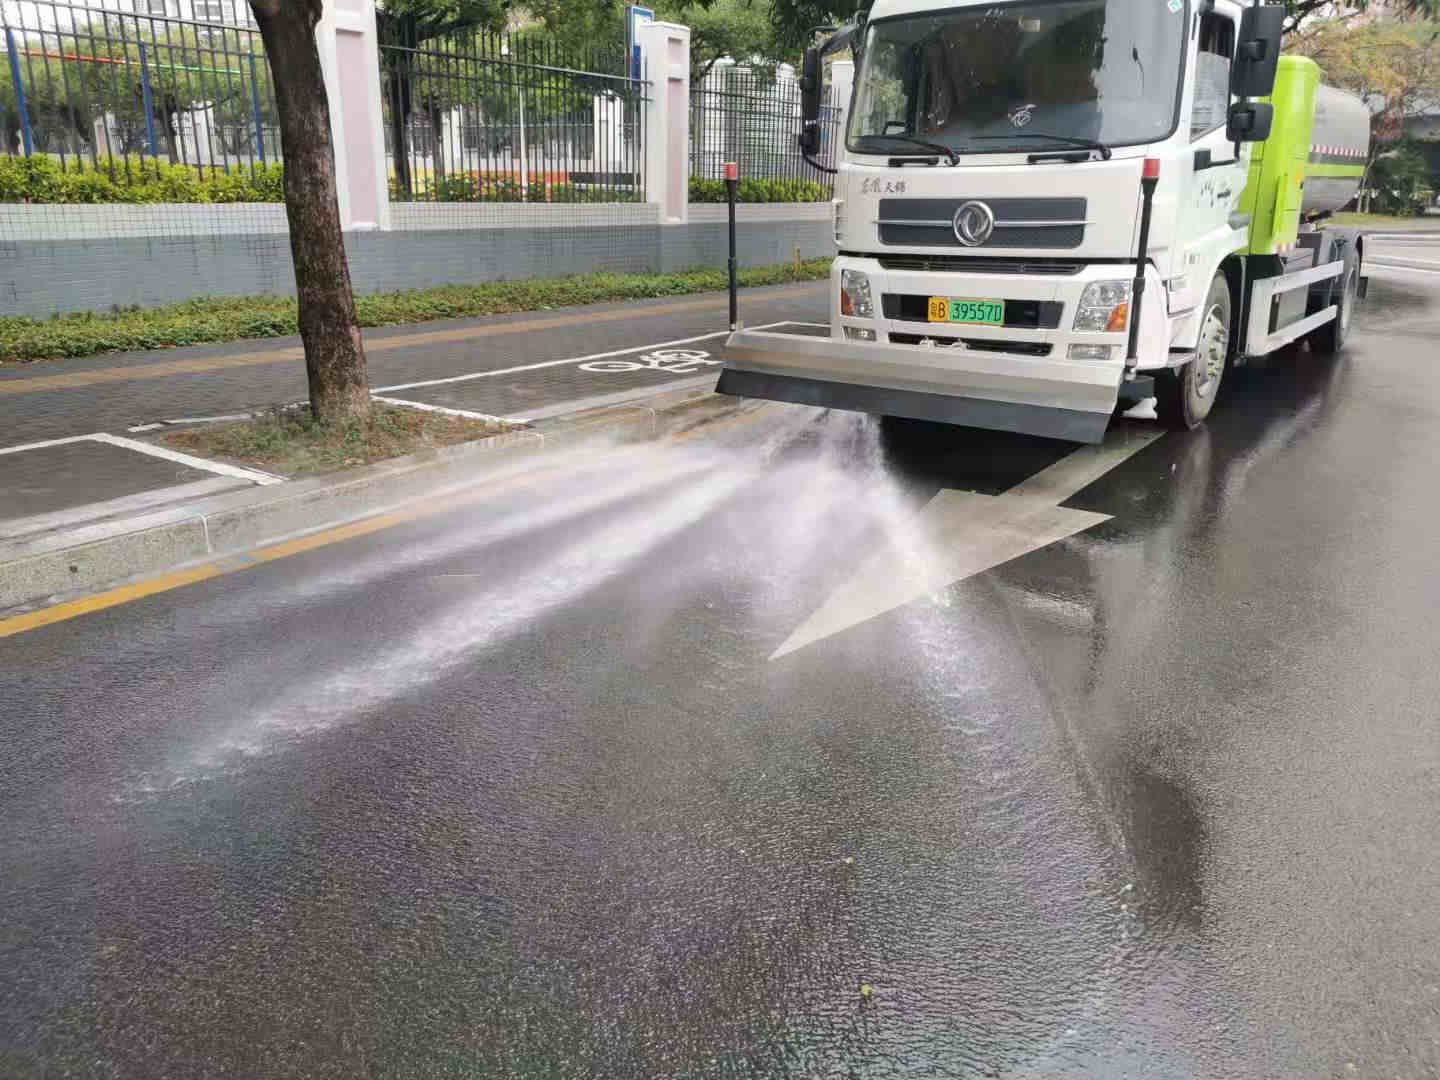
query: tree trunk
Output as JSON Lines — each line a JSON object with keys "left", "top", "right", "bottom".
{"left": 385, "top": 62, "right": 414, "bottom": 198}
{"left": 161, "top": 96, "right": 180, "bottom": 165}
{"left": 250, "top": 0, "right": 370, "bottom": 424}
{"left": 428, "top": 97, "right": 446, "bottom": 185}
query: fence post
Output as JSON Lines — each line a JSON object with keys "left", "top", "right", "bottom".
{"left": 315, "top": 0, "right": 390, "bottom": 230}
{"left": 249, "top": 54, "right": 267, "bottom": 166}
{"left": 5, "top": 25, "right": 35, "bottom": 156}
{"left": 636, "top": 20, "right": 690, "bottom": 224}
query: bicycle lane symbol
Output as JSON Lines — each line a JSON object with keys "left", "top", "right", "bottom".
{"left": 579, "top": 348, "right": 723, "bottom": 375}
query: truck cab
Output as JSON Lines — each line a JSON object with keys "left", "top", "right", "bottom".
{"left": 717, "top": 0, "right": 1357, "bottom": 442}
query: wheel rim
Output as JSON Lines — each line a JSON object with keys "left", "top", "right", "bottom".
{"left": 1193, "top": 303, "right": 1228, "bottom": 400}
{"left": 1340, "top": 270, "right": 1356, "bottom": 334}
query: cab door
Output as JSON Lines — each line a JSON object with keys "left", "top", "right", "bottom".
{"left": 1175, "top": 3, "right": 1248, "bottom": 320}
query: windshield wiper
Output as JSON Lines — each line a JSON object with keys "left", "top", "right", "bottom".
{"left": 969, "top": 133, "right": 1113, "bottom": 160}
{"left": 855, "top": 134, "right": 959, "bottom": 165}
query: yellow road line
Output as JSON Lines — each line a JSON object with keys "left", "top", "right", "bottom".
{"left": 0, "top": 501, "right": 451, "bottom": 640}
{"left": 0, "top": 565, "right": 228, "bottom": 638}
{"left": 0, "top": 402, "right": 774, "bottom": 639}
{"left": 0, "top": 289, "right": 823, "bottom": 397}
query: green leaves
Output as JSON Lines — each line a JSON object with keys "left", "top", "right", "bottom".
{"left": 688, "top": 176, "right": 831, "bottom": 201}
{"left": 0, "top": 155, "right": 286, "bottom": 204}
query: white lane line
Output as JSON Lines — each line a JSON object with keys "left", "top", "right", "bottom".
{"left": 1368, "top": 262, "right": 1440, "bottom": 277}
{"left": 162, "top": 412, "right": 259, "bottom": 425}
{"left": 773, "top": 427, "right": 1163, "bottom": 660}
{"left": 88, "top": 433, "right": 285, "bottom": 485}
{"left": 0, "top": 431, "right": 282, "bottom": 485}
{"left": 0, "top": 433, "right": 98, "bottom": 455}
{"left": 514, "top": 373, "right": 720, "bottom": 423}
{"left": 371, "top": 395, "right": 523, "bottom": 424}
{"left": 371, "top": 320, "right": 802, "bottom": 395}
{"left": 1369, "top": 256, "right": 1440, "bottom": 270}
{"left": 126, "top": 423, "right": 167, "bottom": 433}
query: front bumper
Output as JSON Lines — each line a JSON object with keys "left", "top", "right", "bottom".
{"left": 715, "top": 255, "right": 1173, "bottom": 443}
{"left": 717, "top": 331, "right": 1123, "bottom": 442}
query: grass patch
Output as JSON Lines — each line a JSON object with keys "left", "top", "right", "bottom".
{"left": 158, "top": 404, "right": 511, "bottom": 479}
{"left": 0, "top": 259, "right": 833, "bottom": 364}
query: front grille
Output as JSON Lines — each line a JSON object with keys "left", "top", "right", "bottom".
{"left": 877, "top": 196, "right": 1087, "bottom": 250}
{"left": 877, "top": 255, "right": 1083, "bottom": 275}
{"left": 881, "top": 294, "right": 1063, "bottom": 330}
{"left": 888, "top": 332, "right": 1053, "bottom": 357}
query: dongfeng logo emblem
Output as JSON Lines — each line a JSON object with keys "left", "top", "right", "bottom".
{"left": 1009, "top": 103, "right": 1036, "bottom": 128}
{"left": 953, "top": 201, "right": 996, "bottom": 247}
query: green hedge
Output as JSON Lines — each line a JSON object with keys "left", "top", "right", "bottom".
{"left": 0, "top": 155, "right": 285, "bottom": 204}
{"left": 399, "top": 174, "right": 643, "bottom": 203}
{"left": 0, "top": 258, "right": 834, "bottom": 362}
{"left": 2, "top": 157, "right": 832, "bottom": 206}
{"left": 688, "top": 177, "right": 832, "bottom": 203}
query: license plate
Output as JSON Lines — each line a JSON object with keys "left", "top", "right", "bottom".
{"left": 927, "top": 297, "right": 1005, "bottom": 325}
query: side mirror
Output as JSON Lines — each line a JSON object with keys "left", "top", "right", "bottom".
{"left": 1227, "top": 101, "right": 1273, "bottom": 142}
{"left": 800, "top": 45, "right": 822, "bottom": 126}
{"left": 1231, "top": 5, "right": 1284, "bottom": 98}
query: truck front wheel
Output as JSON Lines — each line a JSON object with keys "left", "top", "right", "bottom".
{"left": 1157, "top": 272, "right": 1231, "bottom": 431}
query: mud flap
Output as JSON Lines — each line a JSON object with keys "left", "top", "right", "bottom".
{"left": 717, "top": 329, "right": 1124, "bottom": 444}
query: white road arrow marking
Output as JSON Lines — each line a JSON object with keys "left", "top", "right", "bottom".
{"left": 772, "top": 427, "right": 1163, "bottom": 660}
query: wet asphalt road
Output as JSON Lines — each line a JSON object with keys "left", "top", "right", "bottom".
{"left": 4, "top": 269, "right": 1440, "bottom": 1078}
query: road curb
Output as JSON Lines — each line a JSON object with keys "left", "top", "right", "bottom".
{"left": 0, "top": 385, "right": 746, "bottom": 615}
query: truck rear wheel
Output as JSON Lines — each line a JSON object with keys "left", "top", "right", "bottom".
{"left": 1306, "top": 263, "right": 1356, "bottom": 355}
{"left": 1157, "top": 272, "right": 1231, "bottom": 431}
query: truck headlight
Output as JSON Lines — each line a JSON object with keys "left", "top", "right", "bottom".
{"left": 840, "top": 269, "right": 873, "bottom": 319}
{"left": 1073, "top": 280, "right": 1131, "bottom": 332}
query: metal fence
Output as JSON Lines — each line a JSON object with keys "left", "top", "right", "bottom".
{"left": 690, "top": 64, "right": 841, "bottom": 189}
{"left": 378, "top": 26, "right": 647, "bottom": 203}
{"left": 2, "top": 0, "right": 279, "bottom": 180}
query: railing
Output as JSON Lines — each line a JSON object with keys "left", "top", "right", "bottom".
{"left": 1, "top": 0, "right": 278, "bottom": 181}
{"left": 378, "top": 26, "right": 647, "bottom": 203}
{"left": 690, "top": 64, "right": 840, "bottom": 190}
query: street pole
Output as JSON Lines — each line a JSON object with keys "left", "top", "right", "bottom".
{"left": 4, "top": 26, "right": 34, "bottom": 157}
{"left": 725, "top": 161, "right": 738, "bottom": 331}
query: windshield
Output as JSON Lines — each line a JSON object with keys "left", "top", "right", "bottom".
{"left": 847, "top": 0, "right": 1185, "bottom": 154}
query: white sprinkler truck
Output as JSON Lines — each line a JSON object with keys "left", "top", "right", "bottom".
{"left": 717, "top": 0, "right": 1372, "bottom": 442}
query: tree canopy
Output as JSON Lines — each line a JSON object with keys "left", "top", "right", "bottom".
{"left": 1291, "top": 18, "right": 1440, "bottom": 139}
{"left": 525, "top": 0, "right": 811, "bottom": 77}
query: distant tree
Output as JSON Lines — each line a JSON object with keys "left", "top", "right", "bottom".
{"left": 767, "top": 0, "right": 863, "bottom": 52}
{"left": 248, "top": 0, "right": 370, "bottom": 423}
{"left": 1, "top": 15, "right": 271, "bottom": 166}
{"left": 1292, "top": 18, "right": 1440, "bottom": 205}
{"left": 1369, "top": 142, "right": 1433, "bottom": 212}
{"left": 376, "top": 0, "right": 508, "bottom": 196}
{"left": 1292, "top": 18, "right": 1440, "bottom": 135}
{"left": 528, "top": 0, "right": 783, "bottom": 81}
{"left": 1284, "top": 0, "right": 1440, "bottom": 36}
